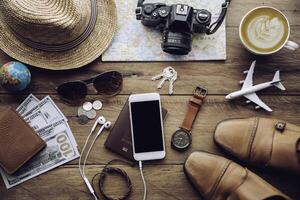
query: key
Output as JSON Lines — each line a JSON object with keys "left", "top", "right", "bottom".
{"left": 152, "top": 67, "right": 172, "bottom": 80}
{"left": 164, "top": 67, "right": 176, "bottom": 79}
{"left": 157, "top": 76, "right": 168, "bottom": 89}
{"left": 168, "top": 72, "right": 177, "bottom": 95}
{"left": 157, "top": 67, "right": 175, "bottom": 89}
{"left": 152, "top": 71, "right": 165, "bottom": 81}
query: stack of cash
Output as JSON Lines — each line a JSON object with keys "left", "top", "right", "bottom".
{"left": 0, "top": 94, "right": 79, "bottom": 189}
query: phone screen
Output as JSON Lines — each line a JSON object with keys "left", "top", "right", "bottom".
{"left": 130, "top": 100, "right": 164, "bottom": 153}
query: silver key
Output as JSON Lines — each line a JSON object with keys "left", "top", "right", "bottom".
{"left": 157, "top": 77, "right": 167, "bottom": 89}
{"left": 157, "top": 67, "right": 175, "bottom": 88}
{"left": 168, "top": 72, "right": 177, "bottom": 95}
{"left": 152, "top": 67, "right": 174, "bottom": 81}
{"left": 152, "top": 71, "right": 165, "bottom": 81}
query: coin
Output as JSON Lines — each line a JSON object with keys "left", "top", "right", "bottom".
{"left": 92, "top": 100, "right": 103, "bottom": 110}
{"left": 78, "top": 106, "right": 97, "bottom": 119}
{"left": 78, "top": 115, "right": 89, "bottom": 125}
{"left": 78, "top": 106, "right": 89, "bottom": 117}
{"left": 86, "top": 109, "right": 97, "bottom": 120}
{"left": 83, "top": 102, "right": 93, "bottom": 111}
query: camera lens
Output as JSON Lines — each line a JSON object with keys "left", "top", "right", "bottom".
{"left": 162, "top": 31, "right": 192, "bottom": 55}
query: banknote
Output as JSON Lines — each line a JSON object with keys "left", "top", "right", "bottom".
{"left": 0, "top": 129, "right": 80, "bottom": 189}
{"left": 24, "top": 111, "right": 55, "bottom": 130}
{"left": 0, "top": 94, "right": 79, "bottom": 189}
{"left": 23, "top": 95, "right": 67, "bottom": 123}
{"left": 16, "top": 94, "right": 40, "bottom": 116}
{"left": 36, "top": 118, "right": 78, "bottom": 147}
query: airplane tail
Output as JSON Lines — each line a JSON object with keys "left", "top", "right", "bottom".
{"left": 272, "top": 71, "right": 286, "bottom": 90}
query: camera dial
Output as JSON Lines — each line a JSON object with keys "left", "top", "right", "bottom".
{"left": 196, "top": 10, "right": 211, "bottom": 24}
{"left": 158, "top": 7, "right": 170, "bottom": 18}
{"left": 152, "top": 11, "right": 158, "bottom": 17}
{"left": 144, "top": 5, "right": 154, "bottom": 15}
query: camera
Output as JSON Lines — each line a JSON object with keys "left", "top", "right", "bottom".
{"left": 136, "top": 1, "right": 230, "bottom": 55}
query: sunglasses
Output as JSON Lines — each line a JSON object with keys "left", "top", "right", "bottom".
{"left": 57, "top": 71, "right": 123, "bottom": 104}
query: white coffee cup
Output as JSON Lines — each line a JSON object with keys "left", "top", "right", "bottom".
{"left": 239, "top": 6, "right": 299, "bottom": 55}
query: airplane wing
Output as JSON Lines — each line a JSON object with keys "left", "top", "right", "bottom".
{"left": 244, "top": 93, "right": 272, "bottom": 112}
{"left": 241, "top": 61, "right": 256, "bottom": 90}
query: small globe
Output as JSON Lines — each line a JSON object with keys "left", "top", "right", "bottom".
{"left": 0, "top": 61, "right": 31, "bottom": 93}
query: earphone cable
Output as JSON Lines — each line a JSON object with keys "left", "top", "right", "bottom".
{"left": 139, "top": 161, "right": 147, "bottom": 200}
{"left": 82, "top": 130, "right": 101, "bottom": 178}
{"left": 79, "top": 129, "right": 99, "bottom": 200}
{"left": 78, "top": 118, "right": 135, "bottom": 200}
{"left": 79, "top": 117, "right": 108, "bottom": 200}
{"left": 79, "top": 129, "right": 94, "bottom": 178}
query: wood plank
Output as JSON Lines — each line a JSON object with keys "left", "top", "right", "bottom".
{"left": 0, "top": 0, "right": 299, "bottom": 199}
{"left": 1, "top": 165, "right": 299, "bottom": 200}
{"left": 0, "top": 28, "right": 300, "bottom": 96}
{"left": 1, "top": 94, "right": 300, "bottom": 165}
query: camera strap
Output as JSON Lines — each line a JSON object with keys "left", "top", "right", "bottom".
{"left": 137, "top": 0, "right": 144, "bottom": 7}
{"left": 206, "top": 0, "right": 231, "bottom": 35}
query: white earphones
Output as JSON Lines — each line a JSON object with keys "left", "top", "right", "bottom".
{"left": 79, "top": 116, "right": 112, "bottom": 200}
{"left": 96, "top": 121, "right": 112, "bottom": 137}
{"left": 90, "top": 116, "right": 106, "bottom": 133}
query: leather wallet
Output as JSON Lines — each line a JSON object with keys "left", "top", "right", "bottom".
{"left": 0, "top": 107, "right": 46, "bottom": 174}
{"left": 104, "top": 101, "right": 168, "bottom": 161}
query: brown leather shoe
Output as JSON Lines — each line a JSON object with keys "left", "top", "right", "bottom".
{"left": 184, "top": 152, "right": 292, "bottom": 200}
{"left": 214, "top": 117, "right": 300, "bottom": 174}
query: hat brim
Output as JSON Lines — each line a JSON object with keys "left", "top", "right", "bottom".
{"left": 0, "top": 0, "right": 117, "bottom": 70}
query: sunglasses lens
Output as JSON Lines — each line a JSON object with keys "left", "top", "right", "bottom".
{"left": 57, "top": 81, "right": 87, "bottom": 104}
{"left": 94, "top": 71, "right": 123, "bottom": 96}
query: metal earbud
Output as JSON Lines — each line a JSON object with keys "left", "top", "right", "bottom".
{"left": 96, "top": 121, "right": 112, "bottom": 137}
{"left": 91, "top": 116, "right": 106, "bottom": 133}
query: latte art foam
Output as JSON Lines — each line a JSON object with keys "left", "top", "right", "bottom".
{"left": 247, "top": 16, "right": 285, "bottom": 49}
{"left": 240, "top": 7, "right": 289, "bottom": 54}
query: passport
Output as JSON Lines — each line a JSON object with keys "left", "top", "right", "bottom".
{"left": 104, "top": 101, "right": 168, "bottom": 161}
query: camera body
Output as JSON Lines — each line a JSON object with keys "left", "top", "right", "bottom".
{"left": 136, "top": 3, "right": 212, "bottom": 55}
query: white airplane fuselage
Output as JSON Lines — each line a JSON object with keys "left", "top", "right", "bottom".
{"left": 225, "top": 81, "right": 275, "bottom": 100}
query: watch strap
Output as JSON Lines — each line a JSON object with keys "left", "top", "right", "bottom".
{"left": 181, "top": 87, "right": 207, "bottom": 132}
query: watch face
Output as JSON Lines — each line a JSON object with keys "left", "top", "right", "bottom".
{"left": 171, "top": 129, "right": 191, "bottom": 150}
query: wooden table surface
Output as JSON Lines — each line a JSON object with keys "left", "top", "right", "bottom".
{"left": 1, "top": 0, "right": 300, "bottom": 199}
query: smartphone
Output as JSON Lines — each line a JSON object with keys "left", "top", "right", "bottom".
{"left": 129, "top": 93, "right": 166, "bottom": 161}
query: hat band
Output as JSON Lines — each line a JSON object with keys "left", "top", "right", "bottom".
{"left": 13, "top": 0, "right": 97, "bottom": 52}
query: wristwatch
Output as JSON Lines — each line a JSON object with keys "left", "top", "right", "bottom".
{"left": 171, "top": 86, "right": 207, "bottom": 151}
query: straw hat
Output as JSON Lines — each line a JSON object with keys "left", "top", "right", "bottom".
{"left": 0, "top": 0, "right": 117, "bottom": 70}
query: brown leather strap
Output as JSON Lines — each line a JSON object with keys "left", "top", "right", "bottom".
{"left": 181, "top": 87, "right": 207, "bottom": 132}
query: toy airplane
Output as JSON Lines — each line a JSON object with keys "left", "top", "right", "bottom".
{"left": 225, "top": 60, "right": 286, "bottom": 112}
